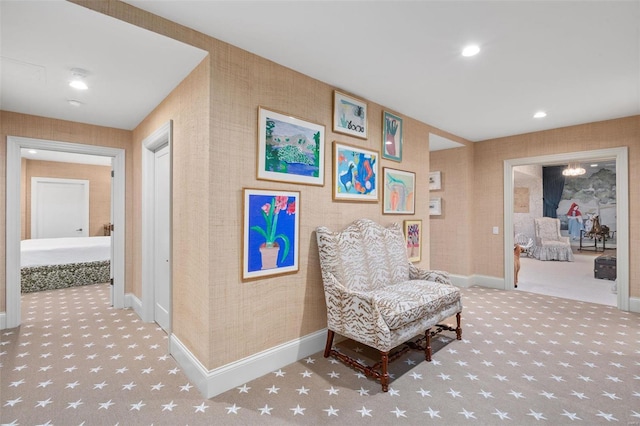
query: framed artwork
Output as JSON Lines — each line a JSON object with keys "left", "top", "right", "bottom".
{"left": 257, "top": 107, "right": 325, "bottom": 186}
{"left": 333, "top": 90, "right": 367, "bottom": 139}
{"left": 242, "top": 188, "right": 300, "bottom": 280}
{"left": 429, "top": 197, "right": 442, "bottom": 216}
{"left": 382, "top": 167, "right": 415, "bottom": 214}
{"left": 429, "top": 171, "right": 441, "bottom": 190}
{"left": 332, "top": 141, "right": 379, "bottom": 202}
{"left": 403, "top": 220, "right": 422, "bottom": 262}
{"left": 382, "top": 111, "right": 403, "bottom": 161}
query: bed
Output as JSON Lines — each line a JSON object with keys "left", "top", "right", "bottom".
{"left": 21, "top": 236, "right": 111, "bottom": 293}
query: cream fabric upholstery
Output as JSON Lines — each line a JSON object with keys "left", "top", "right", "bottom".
{"left": 533, "top": 217, "right": 574, "bottom": 261}
{"left": 316, "top": 219, "right": 462, "bottom": 352}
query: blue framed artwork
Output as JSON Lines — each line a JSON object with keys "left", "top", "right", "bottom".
{"left": 257, "top": 107, "right": 325, "bottom": 186}
{"left": 333, "top": 90, "right": 367, "bottom": 139}
{"left": 382, "top": 111, "right": 403, "bottom": 162}
{"left": 332, "top": 141, "right": 379, "bottom": 202}
{"left": 243, "top": 188, "right": 300, "bottom": 280}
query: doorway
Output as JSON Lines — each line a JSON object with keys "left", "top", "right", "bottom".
{"left": 503, "top": 147, "right": 629, "bottom": 311}
{"left": 5, "top": 136, "right": 125, "bottom": 329}
{"left": 141, "top": 121, "right": 172, "bottom": 333}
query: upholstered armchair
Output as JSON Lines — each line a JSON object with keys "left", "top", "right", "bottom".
{"left": 533, "top": 217, "right": 574, "bottom": 261}
{"left": 315, "top": 219, "right": 462, "bottom": 392}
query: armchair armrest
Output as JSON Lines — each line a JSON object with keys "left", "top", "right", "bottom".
{"left": 408, "top": 264, "right": 451, "bottom": 285}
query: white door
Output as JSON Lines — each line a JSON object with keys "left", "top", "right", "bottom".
{"left": 109, "top": 165, "right": 115, "bottom": 305}
{"left": 154, "top": 145, "right": 171, "bottom": 332}
{"left": 31, "top": 177, "right": 89, "bottom": 238}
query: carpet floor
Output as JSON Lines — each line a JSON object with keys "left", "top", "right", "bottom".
{"left": 1, "top": 283, "right": 639, "bottom": 425}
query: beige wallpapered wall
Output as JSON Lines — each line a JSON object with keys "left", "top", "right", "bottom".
{"left": 132, "top": 58, "right": 212, "bottom": 367}
{"left": 0, "top": 112, "right": 134, "bottom": 312}
{"left": 21, "top": 160, "right": 112, "bottom": 239}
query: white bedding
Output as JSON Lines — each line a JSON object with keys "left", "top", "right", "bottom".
{"left": 21, "top": 236, "right": 111, "bottom": 268}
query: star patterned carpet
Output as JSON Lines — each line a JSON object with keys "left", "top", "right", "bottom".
{"left": 2, "top": 283, "right": 639, "bottom": 425}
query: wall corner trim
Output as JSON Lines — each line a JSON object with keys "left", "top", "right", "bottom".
{"left": 125, "top": 292, "right": 144, "bottom": 320}
{"left": 0, "top": 312, "right": 6, "bottom": 330}
{"left": 449, "top": 274, "right": 474, "bottom": 288}
{"left": 170, "top": 328, "right": 327, "bottom": 399}
{"left": 629, "top": 297, "right": 640, "bottom": 314}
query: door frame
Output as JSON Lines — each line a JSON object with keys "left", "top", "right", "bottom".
{"left": 5, "top": 136, "right": 125, "bottom": 329}
{"left": 141, "top": 121, "right": 172, "bottom": 329}
{"left": 31, "top": 177, "right": 90, "bottom": 238}
{"left": 503, "top": 147, "right": 629, "bottom": 311}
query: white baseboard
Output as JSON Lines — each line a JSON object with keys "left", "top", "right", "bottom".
{"left": 629, "top": 297, "right": 640, "bottom": 313}
{"left": 125, "top": 292, "right": 144, "bottom": 320}
{"left": 471, "top": 274, "right": 506, "bottom": 290}
{"left": 170, "top": 328, "right": 327, "bottom": 399}
{"left": 450, "top": 274, "right": 473, "bottom": 288}
{"left": 0, "top": 312, "right": 6, "bottom": 330}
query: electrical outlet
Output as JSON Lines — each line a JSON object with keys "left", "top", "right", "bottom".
{"left": 492, "top": 226, "right": 499, "bottom": 235}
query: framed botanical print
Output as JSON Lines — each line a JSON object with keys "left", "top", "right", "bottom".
{"left": 257, "top": 107, "right": 325, "bottom": 186}
{"left": 403, "top": 219, "right": 422, "bottom": 262}
{"left": 333, "top": 90, "right": 367, "bottom": 139}
{"left": 242, "top": 188, "right": 300, "bottom": 280}
{"left": 382, "top": 167, "right": 415, "bottom": 214}
{"left": 382, "top": 111, "right": 403, "bottom": 162}
{"left": 332, "top": 141, "right": 379, "bottom": 202}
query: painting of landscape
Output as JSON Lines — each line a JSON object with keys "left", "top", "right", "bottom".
{"left": 257, "top": 107, "right": 325, "bottom": 186}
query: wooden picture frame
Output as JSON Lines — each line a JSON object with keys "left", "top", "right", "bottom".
{"left": 332, "top": 141, "right": 379, "bottom": 202}
{"left": 429, "top": 171, "right": 441, "bottom": 190}
{"left": 403, "top": 219, "right": 422, "bottom": 262}
{"left": 382, "top": 167, "right": 415, "bottom": 214}
{"left": 382, "top": 111, "right": 403, "bottom": 162}
{"left": 257, "top": 107, "right": 325, "bottom": 186}
{"left": 242, "top": 188, "right": 300, "bottom": 280}
{"left": 429, "top": 197, "right": 442, "bottom": 216}
{"left": 333, "top": 90, "right": 367, "bottom": 139}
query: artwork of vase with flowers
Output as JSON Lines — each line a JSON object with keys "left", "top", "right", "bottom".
{"left": 243, "top": 189, "right": 300, "bottom": 279}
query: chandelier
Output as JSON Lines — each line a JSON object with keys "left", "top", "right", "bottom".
{"left": 562, "top": 163, "right": 586, "bottom": 177}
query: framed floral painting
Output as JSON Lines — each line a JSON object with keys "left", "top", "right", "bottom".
{"left": 242, "top": 188, "right": 300, "bottom": 280}
{"left": 403, "top": 219, "right": 422, "bottom": 262}
{"left": 332, "top": 141, "right": 379, "bottom": 202}
{"left": 382, "top": 167, "right": 415, "bottom": 214}
{"left": 333, "top": 90, "right": 367, "bottom": 139}
{"left": 382, "top": 111, "right": 403, "bottom": 162}
{"left": 257, "top": 107, "right": 325, "bottom": 186}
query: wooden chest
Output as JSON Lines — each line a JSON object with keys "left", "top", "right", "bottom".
{"left": 594, "top": 255, "right": 616, "bottom": 280}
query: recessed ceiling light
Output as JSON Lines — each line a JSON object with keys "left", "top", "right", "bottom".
{"left": 67, "top": 99, "right": 84, "bottom": 107}
{"left": 69, "top": 68, "right": 89, "bottom": 90}
{"left": 462, "top": 45, "right": 480, "bottom": 57}
{"left": 533, "top": 111, "right": 547, "bottom": 118}
{"left": 590, "top": 163, "right": 598, "bottom": 167}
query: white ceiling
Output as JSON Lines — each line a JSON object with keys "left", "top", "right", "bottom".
{"left": 2, "top": 1, "right": 639, "bottom": 152}
{"left": 0, "top": 1, "right": 207, "bottom": 130}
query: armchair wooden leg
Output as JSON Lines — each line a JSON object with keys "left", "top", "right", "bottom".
{"left": 380, "top": 351, "right": 389, "bottom": 392}
{"left": 455, "top": 312, "right": 462, "bottom": 340}
{"left": 425, "top": 329, "right": 432, "bottom": 362}
{"left": 324, "top": 330, "right": 335, "bottom": 358}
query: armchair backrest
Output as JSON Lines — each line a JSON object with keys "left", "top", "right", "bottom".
{"left": 316, "top": 219, "right": 410, "bottom": 293}
{"left": 534, "top": 217, "right": 562, "bottom": 243}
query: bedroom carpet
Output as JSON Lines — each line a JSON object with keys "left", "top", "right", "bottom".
{"left": 517, "top": 252, "right": 618, "bottom": 306}
{"left": 2, "top": 283, "right": 639, "bottom": 425}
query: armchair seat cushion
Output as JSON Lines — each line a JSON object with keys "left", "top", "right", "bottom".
{"left": 371, "top": 280, "right": 461, "bottom": 330}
